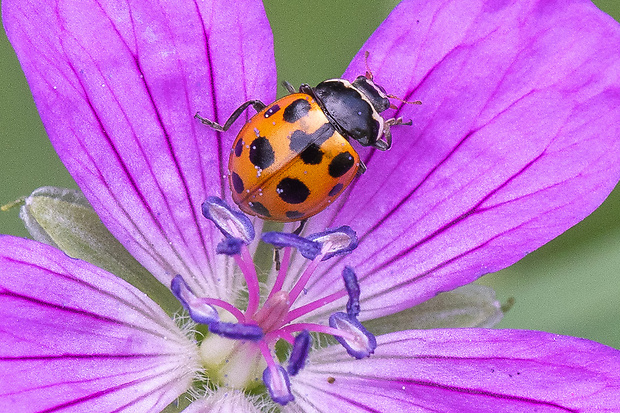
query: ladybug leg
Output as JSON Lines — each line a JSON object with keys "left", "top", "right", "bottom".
{"left": 377, "top": 117, "right": 413, "bottom": 150}
{"left": 298, "top": 84, "right": 314, "bottom": 95}
{"left": 293, "top": 218, "right": 308, "bottom": 235}
{"left": 357, "top": 160, "right": 367, "bottom": 176}
{"left": 194, "top": 99, "right": 266, "bottom": 132}
{"left": 274, "top": 248, "right": 282, "bottom": 271}
{"left": 386, "top": 117, "right": 413, "bottom": 127}
{"left": 281, "top": 81, "right": 297, "bottom": 94}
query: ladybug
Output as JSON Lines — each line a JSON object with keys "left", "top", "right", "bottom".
{"left": 196, "top": 72, "right": 413, "bottom": 222}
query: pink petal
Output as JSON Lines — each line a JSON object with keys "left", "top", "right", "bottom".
{"left": 297, "top": 0, "right": 620, "bottom": 320}
{"left": 0, "top": 236, "right": 198, "bottom": 412}
{"left": 292, "top": 329, "right": 620, "bottom": 412}
{"left": 3, "top": 0, "right": 275, "bottom": 297}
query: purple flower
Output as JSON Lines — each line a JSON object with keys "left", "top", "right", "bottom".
{"left": 3, "top": 0, "right": 620, "bottom": 411}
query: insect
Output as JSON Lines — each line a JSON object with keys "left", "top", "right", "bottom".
{"left": 196, "top": 62, "right": 417, "bottom": 222}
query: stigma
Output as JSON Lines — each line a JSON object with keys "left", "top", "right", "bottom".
{"left": 171, "top": 197, "right": 376, "bottom": 405}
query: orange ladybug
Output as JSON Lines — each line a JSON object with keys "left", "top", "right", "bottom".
{"left": 196, "top": 75, "right": 411, "bottom": 222}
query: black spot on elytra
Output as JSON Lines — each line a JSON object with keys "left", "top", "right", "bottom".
{"left": 264, "top": 104, "right": 281, "bottom": 118}
{"left": 286, "top": 210, "right": 305, "bottom": 220}
{"left": 277, "top": 178, "right": 310, "bottom": 204}
{"left": 249, "top": 137, "right": 275, "bottom": 169}
{"left": 289, "top": 123, "right": 334, "bottom": 154}
{"left": 234, "top": 139, "right": 244, "bottom": 157}
{"left": 328, "top": 182, "right": 344, "bottom": 197}
{"left": 300, "top": 144, "right": 323, "bottom": 165}
{"left": 249, "top": 201, "right": 270, "bottom": 217}
{"left": 283, "top": 99, "right": 311, "bottom": 123}
{"left": 329, "top": 152, "right": 354, "bottom": 178}
{"left": 231, "top": 172, "right": 244, "bottom": 194}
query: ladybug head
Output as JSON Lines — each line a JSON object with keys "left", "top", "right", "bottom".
{"left": 312, "top": 77, "right": 395, "bottom": 150}
{"left": 351, "top": 75, "right": 391, "bottom": 114}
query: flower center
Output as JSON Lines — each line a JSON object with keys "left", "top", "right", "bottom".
{"left": 171, "top": 196, "right": 376, "bottom": 405}
{"left": 253, "top": 290, "right": 290, "bottom": 332}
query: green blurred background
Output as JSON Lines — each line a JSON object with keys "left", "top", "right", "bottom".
{"left": 2, "top": 0, "right": 619, "bottom": 348}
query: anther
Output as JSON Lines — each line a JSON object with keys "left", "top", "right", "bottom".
{"left": 307, "top": 226, "right": 358, "bottom": 260}
{"left": 342, "top": 266, "right": 360, "bottom": 318}
{"left": 216, "top": 237, "right": 243, "bottom": 255}
{"left": 262, "top": 232, "right": 322, "bottom": 260}
{"left": 287, "top": 330, "right": 312, "bottom": 376}
{"left": 329, "top": 312, "right": 376, "bottom": 359}
{"left": 202, "top": 196, "right": 255, "bottom": 244}
{"left": 328, "top": 266, "right": 376, "bottom": 358}
{"left": 263, "top": 365, "right": 294, "bottom": 405}
{"left": 209, "top": 321, "right": 264, "bottom": 341}
{"left": 171, "top": 275, "right": 219, "bottom": 324}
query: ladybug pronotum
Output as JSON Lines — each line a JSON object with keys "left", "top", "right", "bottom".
{"left": 196, "top": 74, "right": 412, "bottom": 222}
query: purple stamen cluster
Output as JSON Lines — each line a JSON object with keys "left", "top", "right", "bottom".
{"left": 171, "top": 196, "right": 376, "bottom": 405}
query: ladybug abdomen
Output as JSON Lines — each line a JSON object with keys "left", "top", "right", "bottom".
{"left": 228, "top": 93, "right": 360, "bottom": 222}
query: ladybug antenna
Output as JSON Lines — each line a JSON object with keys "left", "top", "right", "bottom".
{"left": 364, "top": 51, "right": 374, "bottom": 81}
{"left": 388, "top": 94, "right": 422, "bottom": 109}
{"left": 364, "top": 51, "right": 422, "bottom": 107}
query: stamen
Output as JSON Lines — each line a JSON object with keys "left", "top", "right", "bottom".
{"left": 258, "top": 341, "right": 294, "bottom": 405}
{"left": 278, "top": 322, "right": 358, "bottom": 342}
{"left": 288, "top": 255, "right": 323, "bottom": 303}
{"left": 201, "top": 198, "right": 261, "bottom": 317}
{"left": 329, "top": 312, "right": 377, "bottom": 359}
{"left": 264, "top": 328, "right": 295, "bottom": 345}
{"left": 202, "top": 196, "right": 255, "bottom": 244}
{"left": 307, "top": 226, "right": 358, "bottom": 261}
{"left": 209, "top": 321, "right": 264, "bottom": 341}
{"left": 265, "top": 228, "right": 359, "bottom": 305}
{"left": 284, "top": 289, "right": 347, "bottom": 323}
{"left": 262, "top": 232, "right": 322, "bottom": 260}
{"left": 238, "top": 245, "right": 261, "bottom": 317}
{"left": 287, "top": 330, "right": 311, "bottom": 376}
{"left": 196, "top": 297, "right": 245, "bottom": 323}
{"left": 286, "top": 265, "right": 360, "bottom": 321}
{"left": 342, "top": 266, "right": 360, "bottom": 318}
{"left": 171, "top": 275, "right": 219, "bottom": 324}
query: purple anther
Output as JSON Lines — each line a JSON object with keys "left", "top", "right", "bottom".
{"left": 202, "top": 196, "right": 255, "bottom": 244}
{"left": 263, "top": 365, "right": 294, "bottom": 405}
{"left": 329, "top": 312, "right": 377, "bottom": 359}
{"left": 261, "top": 231, "right": 322, "bottom": 260}
{"left": 216, "top": 237, "right": 243, "bottom": 255}
{"left": 170, "top": 275, "right": 219, "bottom": 324}
{"left": 307, "top": 225, "right": 358, "bottom": 261}
{"left": 209, "top": 321, "right": 264, "bottom": 341}
{"left": 342, "top": 266, "right": 360, "bottom": 318}
{"left": 287, "top": 330, "right": 312, "bottom": 376}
